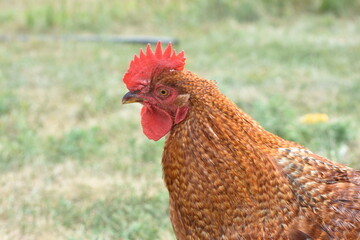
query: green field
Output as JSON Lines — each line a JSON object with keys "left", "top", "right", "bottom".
{"left": 1, "top": 0, "right": 360, "bottom": 239}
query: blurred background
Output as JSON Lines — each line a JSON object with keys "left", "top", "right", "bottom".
{"left": 0, "top": 0, "right": 360, "bottom": 239}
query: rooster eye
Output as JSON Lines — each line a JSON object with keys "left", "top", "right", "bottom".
{"left": 159, "top": 89, "right": 169, "bottom": 96}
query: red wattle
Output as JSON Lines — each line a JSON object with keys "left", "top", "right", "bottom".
{"left": 141, "top": 105, "right": 173, "bottom": 141}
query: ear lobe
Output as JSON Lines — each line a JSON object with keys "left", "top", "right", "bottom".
{"left": 141, "top": 105, "right": 173, "bottom": 141}
{"left": 175, "top": 107, "right": 189, "bottom": 124}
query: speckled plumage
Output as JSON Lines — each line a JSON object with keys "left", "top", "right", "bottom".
{"left": 158, "top": 71, "right": 360, "bottom": 239}
{"left": 122, "top": 44, "right": 360, "bottom": 239}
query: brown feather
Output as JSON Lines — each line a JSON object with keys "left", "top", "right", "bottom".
{"left": 151, "top": 70, "right": 359, "bottom": 239}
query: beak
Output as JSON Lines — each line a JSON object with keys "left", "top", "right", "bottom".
{"left": 122, "top": 92, "right": 144, "bottom": 104}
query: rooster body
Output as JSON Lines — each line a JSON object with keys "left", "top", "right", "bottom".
{"left": 122, "top": 43, "right": 360, "bottom": 239}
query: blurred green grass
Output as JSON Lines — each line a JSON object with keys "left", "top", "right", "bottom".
{"left": 1, "top": 0, "right": 360, "bottom": 239}
{"left": 1, "top": 0, "right": 360, "bottom": 33}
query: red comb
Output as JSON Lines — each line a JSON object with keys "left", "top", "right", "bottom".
{"left": 123, "top": 42, "right": 186, "bottom": 92}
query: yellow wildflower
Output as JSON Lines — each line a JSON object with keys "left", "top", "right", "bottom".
{"left": 300, "top": 113, "right": 329, "bottom": 124}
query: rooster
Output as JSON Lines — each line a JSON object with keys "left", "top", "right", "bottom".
{"left": 122, "top": 42, "right": 360, "bottom": 239}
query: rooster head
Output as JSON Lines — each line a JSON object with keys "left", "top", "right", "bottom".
{"left": 122, "top": 42, "right": 190, "bottom": 141}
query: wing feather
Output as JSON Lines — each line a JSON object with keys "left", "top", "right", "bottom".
{"left": 275, "top": 148, "right": 360, "bottom": 239}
